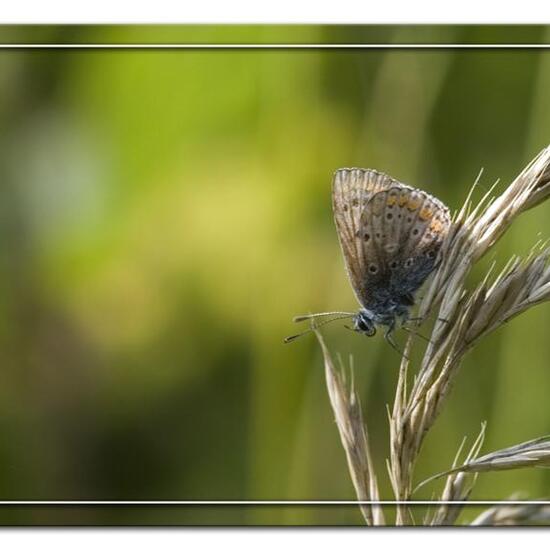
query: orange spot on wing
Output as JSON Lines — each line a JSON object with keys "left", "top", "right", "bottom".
{"left": 419, "top": 207, "right": 433, "bottom": 221}
{"left": 406, "top": 198, "right": 421, "bottom": 211}
{"left": 430, "top": 219, "right": 443, "bottom": 232}
{"left": 387, "top": 196, "right": 398, "bottom": 206}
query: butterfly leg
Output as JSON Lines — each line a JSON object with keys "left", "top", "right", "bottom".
{"left": 401, "top": 325, "right": 434, "bottom": 345}
{"left": 406, "top": 315, "right": 450, "bottom": 325}
{"left": 384, "top": 323, "right": 410, "bottom": 360}
{"left": 406, "top": 316, "right": 423, "bottom": 323}
{"left": 399, "top": 311, "right": 436, "bottom": 344}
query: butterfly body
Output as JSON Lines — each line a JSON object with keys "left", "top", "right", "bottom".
{"left": 333, "top": 168, "right": 451, "bottom": 340}
{"left": 284, "top": 168, "right": 451, "bottom": 347}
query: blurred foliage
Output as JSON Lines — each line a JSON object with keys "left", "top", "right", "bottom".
{"left": 0, "top": 25, "right": 548, "bottom": 525}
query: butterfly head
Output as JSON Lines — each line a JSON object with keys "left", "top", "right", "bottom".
{"left": 352, "top": 309, "right": 377, "bottom": 337}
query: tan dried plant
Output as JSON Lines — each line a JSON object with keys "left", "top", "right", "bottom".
{"left": 308, "top": 146, "right": 550, "bottom": 526}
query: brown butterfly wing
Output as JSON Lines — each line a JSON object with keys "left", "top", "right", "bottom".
{"left": 333, "top": 168, "right": 451, "bottom": 310}
{"left": 361, "top": 186, "right": 451, "bottom": 300}
{"left": 332, "top": 168, "right": 412, "bottom": 307}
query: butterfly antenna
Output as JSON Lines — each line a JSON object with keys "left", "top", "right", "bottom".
{"left": 293, "top": 311, "right": 355, "bottom": 323}
{"left": 284, "top": 314, "right": 355, "bottom": 343}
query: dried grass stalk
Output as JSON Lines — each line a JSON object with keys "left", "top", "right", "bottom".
{"left": 471, "top": 502, "right": 550, "bottom": 526}
{"left": 315, "top": 330, "right": 384, "bottom": 526}
{"left": 306, "top": 145, "right": 550, "bottom": 525}
{"left": 428, "top": 423, "right": 486, "bottom": 526}
{"left": 387, "top": 146, "right": 550, "bottom": 514}
{"left": 419, "top": 434, "right": 550, "bottom": 487}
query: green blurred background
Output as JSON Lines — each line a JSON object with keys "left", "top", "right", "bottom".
{"left": 0, "top": 25, "right": 549, "bottom": 525}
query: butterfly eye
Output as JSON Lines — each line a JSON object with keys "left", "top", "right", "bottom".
{"left": 404, "top": 258, "right": 414, "bottom": 268}
{"left": 368, "top": 263, "right": 379, "bottom": 274}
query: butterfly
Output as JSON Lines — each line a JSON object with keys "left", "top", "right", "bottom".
{"left": 286, "top": 168, "right": 451, "bottom": 350}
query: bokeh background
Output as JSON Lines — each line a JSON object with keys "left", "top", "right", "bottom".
{"left": 0, "top": 25, "right": 549, "bottom": 525}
